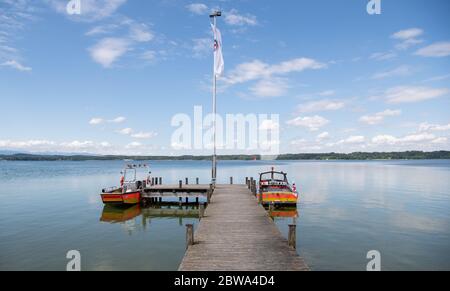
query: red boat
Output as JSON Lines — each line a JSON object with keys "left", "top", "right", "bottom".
{"left": 100, "top": 164, "right": 150, "bottom": 205}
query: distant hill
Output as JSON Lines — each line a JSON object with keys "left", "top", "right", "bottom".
{"left": 0, "top": 151, "right": 449, "bottom": 161}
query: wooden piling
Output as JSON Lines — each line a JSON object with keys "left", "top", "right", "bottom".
{"left": 199, "top": 204, "right": 205, "bottom": 219}
{"left": 196, "top": 178, "right": 199, "bottom": 185}
{"left": 185, "top": 178, "right": 189, "bottom": 185}
{"left": 288, "top": 225, "right": 296, "bottom": 249}
{"left": 159, "top": 177, "right": 162, "bottom": 185}
{"left": 179, "top": 180, "right": 182, "bottom": 188}
{"left": 186, "top": 224, "right": 194, "bottom": 249}
{"left": 230, "top": 177, "right": 233, "bottom": 185}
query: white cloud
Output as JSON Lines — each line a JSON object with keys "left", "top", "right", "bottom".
{"left": 85, "top": 24, "right": 119, "bottom": 36}
{"left": 45, "top": 0, "right": 127, "bottom": 22}
{"left": 317, "top": 132, "right": 330, "bottom": 141}
{"left": 0, "top": 1, "right": 37, "bottom": 66}
{"left": 225, "top": 58, "right": 326, "bottom": 86}
{"left": 131, "top": 132, "right": 157, "bottom": 139}
{"left": 371, "top": 135, "right": 398, "bottom": 145}
{"left": 186, "top": 3, "right": 209, "bottom": 15}
{"left": 225, "top": 9, "right": 257, "bottom": 26}
{"left": 88, "top": 37, "right": 130, "bottom": 68}
{"left": 125, "top": 142, "right": 143, "bottom": 149}
{"left": 418, "top": 123, "right": 450, "bottom": 132}
{"left": 191, "top": 38, "right": 211, "bottom": 58}
{"left": 395, "top": 38, "right": 424, "bottom": 50}
{"left": 372, "top": 65, "right": 412, "bottom": 80}
{"left": 382, "top": 86, "right": 449, "bottom": 104}
{"left": 318, "top": 90, "right": 335, "bottom": 96}
{"left": 129, "top": 23, "right": 153, "bottom": 42}
{"left": 286, "top": 115, "right": 329, "bottom": 131}
{"left": 298, "top": 100, "right": 345, "bottom": 113}
{"left": 360, "top": 109, "right": 402, "bottom": 125}
{"left": 415, "top": 42, "right": 450, "bottom": 57}
{"left": 370, "top": 52, "right": 397, "bottom": 61}
{"left": 0, "top": 140, "right": 55, "bottom": 149}
{"left": 225, "top": 58, "right": 326, "bottom": 98}
{"left": 118, "top": 128, "right": 133, "bottom": 135}
{"left": 392, "top": 28, "right": 424, "bottom": 40}
{"left": 391, "top": 28, "right": 424, "bottom": 50}
{"left": 0, "top": 138, "right": 160, "bottom": 155}
{"left": 1, "top": 60, "right": 32, "bottom": 72}
{"left": 431, "top": 137, "right": 448, "bottom": 144}
{"left": 259, "top": 120, "right": 280, "bottom": 131}
{"left": 0, "top": 139, "right": 112, "bottom": 153}
{"left": 337, "top": 136, "right": 365, "bottom": 145}
{"left": 89, "top": 118, "right": 104, "bottom": 125}
{"left": 250, "top": 78, "right": 289, "bottom": 98}
{"left": 372, "top": 133, "right": 436, "bottom": 145}
{"left": 109, "top": 116, "right": 126, "bottom": 123}
{"left": 141, "top": 50, "right": 156, "bottom": 62}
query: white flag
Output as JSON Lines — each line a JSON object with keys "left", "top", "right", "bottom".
{"left": 211, "top": 24, "right": 224, "bottom": 77}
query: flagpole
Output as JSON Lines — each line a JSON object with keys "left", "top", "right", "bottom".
{"left": 210, "top": 11, "right": 221, "bottom": 186}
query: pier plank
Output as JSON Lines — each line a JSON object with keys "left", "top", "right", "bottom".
{"left": 178, "top": 185, "right": 309, "bottom": 271}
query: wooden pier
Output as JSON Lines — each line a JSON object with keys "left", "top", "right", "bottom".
{"left": 178, "top": 184, "right": 309, "bottom": 271}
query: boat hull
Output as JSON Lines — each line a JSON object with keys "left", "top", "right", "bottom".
{"left": 259, "top": 191, "right": 298, "bottom": 206}
{"left": 101, "top": 191, "right": 141, "bottom": 205}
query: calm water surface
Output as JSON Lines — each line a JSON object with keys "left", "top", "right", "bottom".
{"left": 0, "top": 160, "right": 449, "bottom": 271}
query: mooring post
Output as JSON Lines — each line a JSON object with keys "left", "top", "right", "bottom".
{"left": 196, "top": 177, "right": 199, "bottom": 185}
{"left": 186, "top": 197, "right": 189, "bottom": 204}
{"left": 245, "top": 177, "right": 249, "bottom": 186}
{"left": 249, "top": 178, "right": 253, "bottom": 189}
{"left": 288, "top": 224, "right": 296, "bottom": 249}
{"left": 207, "top": 184, "right": 213, "bottom": 204}
{"left": 159, "top": 177, "right": 162, "bottom": 185}
{"left": 179, "top": 180, "right": 182, "bottom": 188}
{"left": 196, "top": 197, "right": 199, "bottom": 204}
{"left": 199, "top": 204, "right": 205, "bottom": 219}
{"left": 230, "top": 177, "right": 233, "bottom": 185}
{"left": 258, "top": 182, "right": 263, "bottom": 204}
{"left": 179, "top": 197, "right": 182, "bottom": 206}
{"left": 151, "top": 177, "right": 155, "bottom": 186}
{"left": 185, "top": 178, "right": 189, "bottom": 185}
{"left": 186, "top": 224, "right": 194, "bottom": 249}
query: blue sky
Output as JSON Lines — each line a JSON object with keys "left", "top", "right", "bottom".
{"left": 0, "top": 0, "right": 450, "bottom": 155}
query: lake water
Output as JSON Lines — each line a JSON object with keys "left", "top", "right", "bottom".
{"left": 0, "top": 160, "right": 449, "bottom": 271}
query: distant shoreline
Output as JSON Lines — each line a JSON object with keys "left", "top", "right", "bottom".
{"left": 1, "top": 151, "right": 449, "bottom": 161}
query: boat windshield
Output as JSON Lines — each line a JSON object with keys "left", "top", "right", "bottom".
{"left": 260, "top": 172, "right": 285, "bottom": 181}
{"left": 124, "top": 169, "right": 137, "bottom": 182}
{"left": 262, "top": 186, "right": 292, "bottom": 192}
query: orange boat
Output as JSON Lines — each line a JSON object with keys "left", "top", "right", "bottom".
{"left": 100, "top": 164, "right": 150, "bottom": 205}
{"left": 258, "top": 168, "right": 298, "bottom": 206}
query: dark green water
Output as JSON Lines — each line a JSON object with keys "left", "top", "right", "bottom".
{"left": 0, "top": 160, "right": 449, "bottom": 270}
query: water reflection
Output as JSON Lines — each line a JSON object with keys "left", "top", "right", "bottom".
{"left": 267, "top": 207, "right": 299, "bottom": 225}
{"left": 101, "top": 205, "right": 142, "bottom": 223}
{"left": 100, "top": 204, "right": 202, "bottom": 235}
